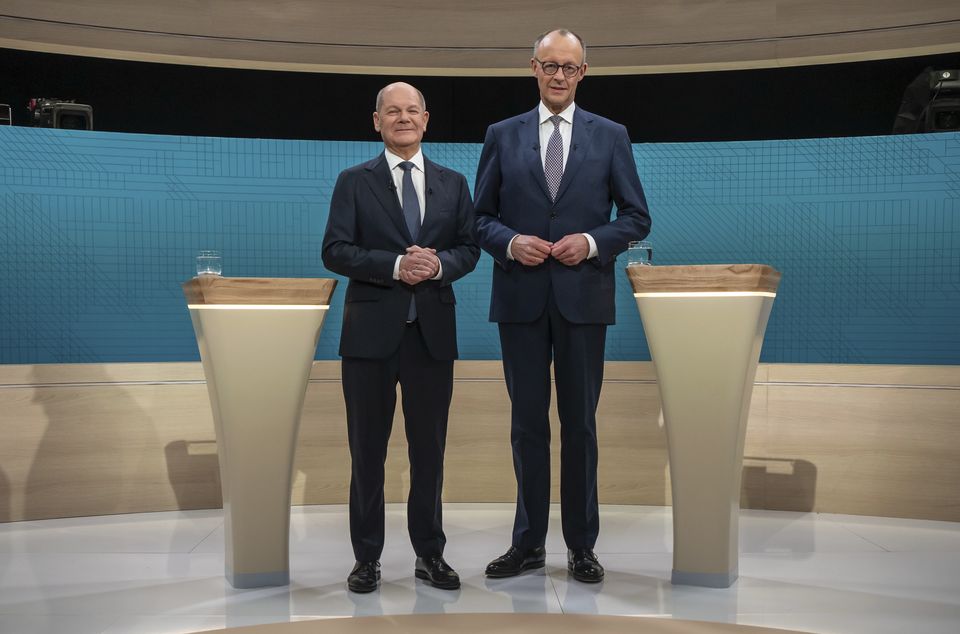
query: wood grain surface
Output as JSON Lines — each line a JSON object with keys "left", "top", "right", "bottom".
{"left": 182, "top": 277, "right": 337, "bottom": 305}
{"left": 208, "top": 613, "right": 812, "bottom": 634}
{"left": 0, "top": 1, "right": 956, "bottom": 74}
{"left": 627, "top": 264, "right": 782, "bottom": 294}
{"left": 1, "top": 361, "right": 957, "bottom": 523}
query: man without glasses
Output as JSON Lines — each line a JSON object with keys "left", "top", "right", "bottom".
{"left": 323, "top": 82, "right": 479, "bottom": 593}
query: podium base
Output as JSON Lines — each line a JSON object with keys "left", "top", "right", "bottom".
{"left": 672, "top": 569, "right": 738, "bottom": 588}
{"left": 226, "top": 569, "right": 290, "bottom": 589}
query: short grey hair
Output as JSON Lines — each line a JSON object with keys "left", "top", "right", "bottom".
{"left": 533, "top": 29, "right": 586, "bottom": 63}
{"left": 375, "top": 83, "right": 427, "bottom": 112}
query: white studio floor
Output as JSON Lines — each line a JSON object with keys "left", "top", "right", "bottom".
{"left": 1, "top": 503, "right": 959, "bottom": 634}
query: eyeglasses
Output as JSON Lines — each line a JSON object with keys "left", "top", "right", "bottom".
{"left": 534, "top": 58, "right": 582, "bottom": 78}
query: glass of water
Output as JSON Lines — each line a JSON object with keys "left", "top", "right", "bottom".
{"left": 196, "top": 250, "right": 222, "bottom": 276}
{"left": 626, "top": 240, "right": 653, "bottom": 266}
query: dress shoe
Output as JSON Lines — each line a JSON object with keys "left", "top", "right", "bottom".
{"left": 485, "top": 545, "right": 546, "bottom": 578}
{"left": 567, "top": 548, "right": 604, "bottom": 583}
{"left": 414, "top": 554, "right": 461, "bottom": 590}
{"left": 347, "top": 560, "right": 381, "bottom": 593}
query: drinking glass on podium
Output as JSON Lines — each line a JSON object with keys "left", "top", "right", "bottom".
{"left": 197, "top": 250, "right": 222, "bottom": 276}
{"left": 627, "top": 240, "right": 652, "bottom": 266}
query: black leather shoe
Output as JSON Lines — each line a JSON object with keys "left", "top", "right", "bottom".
{"left": 485, "top": 546, "right": 546, "bottom": 578}
{"left": 347, "top": 560, "right": 381, "bottom": 593}
{"left": 415, "top": 554, "right": 461, "bottom": 590}
{"left": 567, "top": 548, "right": 604, "bottom": 583}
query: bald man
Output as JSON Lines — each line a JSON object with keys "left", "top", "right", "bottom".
{"left": 474, "top": 30, "right": 651, "bottom": 583}
{"left": 322, "top": 82, "right": 479, "bottom": 593}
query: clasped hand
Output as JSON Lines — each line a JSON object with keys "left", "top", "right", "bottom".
{"left": 399, "top": 245, "right": 440, "bottom": 284}
{"left": 511, "top": 234, "right": 589, "bottom": 266}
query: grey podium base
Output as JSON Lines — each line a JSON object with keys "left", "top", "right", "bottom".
{"left": 227, "top": 570, "right": 290, "bottom": 589}
{"left": 672, "top": 569, "right": 738, "bottom": 588}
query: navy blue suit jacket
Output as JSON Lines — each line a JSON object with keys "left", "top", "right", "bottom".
{"left": 474, "top": 106, "right": 651, "bottom": 324}
{"left": 322, "top": 152, "right": 479, "bottom": 360}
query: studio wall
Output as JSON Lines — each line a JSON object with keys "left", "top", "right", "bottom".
{"left": 1, "top": 126, "right": 959, "bottom": 365}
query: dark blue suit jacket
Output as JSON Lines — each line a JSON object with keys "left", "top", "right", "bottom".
{"left": 474, "top": 106, "right": 651, "bottom": 324}
{"left": 322, "top": 152, "right": 479, "bottom": 360}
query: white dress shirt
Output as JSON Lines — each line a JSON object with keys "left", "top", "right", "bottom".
{"left": 385, "top": 148, "right": 441, "bottom": 280}
{"left": 385, "top": 148, "right": 426, "bottom": 221}
{"left": 538, "top": 101, "right": 574, "bottom": 171}
{"left": 507, "top": 101, "right": 598, "bottom": 260}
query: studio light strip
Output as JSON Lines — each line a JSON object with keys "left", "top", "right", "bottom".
{"left": 187, "top": 305, "right": 330, "bottom": 310}
{"left": 633, "top": 292, "right": 777, "bottom": 298}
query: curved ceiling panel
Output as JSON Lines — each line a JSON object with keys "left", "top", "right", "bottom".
{"left": 0, "top": 0, "right": 958, "bottom": 75}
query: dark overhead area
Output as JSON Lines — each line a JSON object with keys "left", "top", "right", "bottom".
{"left": 1, "top": 47, "right": 958, "bottom": 142}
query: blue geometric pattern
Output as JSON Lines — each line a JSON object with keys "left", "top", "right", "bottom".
{"left": 1, "top": 127, "right": 958, "bottom": 364}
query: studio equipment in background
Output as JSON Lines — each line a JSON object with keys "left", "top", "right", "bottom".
{"left": 893, "top": 68, "right": 960, "bottom": 133}
{"left": 925, "top": 69, "right": 960, "bottom": 132}
{"left": 0, "top": 104, "right": 12, "bottom": 125}
{"left": 27, "top": 98, "right": 94, "bottom": 130}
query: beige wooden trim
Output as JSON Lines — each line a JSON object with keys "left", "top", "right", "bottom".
{"left": 3, "top": 35, "right": 959, "bottom": 76}
{"left": 0, "top": 359, "right": 663, "bottom": 385}
{"left": 1, "top": 1, "right": 958, "bottom": 75}
{"left": 182, "top": 277, "right": 337, "bottom": 305}
{"left": 765, "top": 363, "right": 960, "bottom": 387}
{"left": 0, "top": 361, "right": 206, "bottom": 385}
{"left": 0, "top": 361, "right": 958, "bottom": 523}
{"left": 627, "top": 264, "right": 782, "bottom": 294}
{"left": 208, "top": 613, "right": 810, "bottom": 634}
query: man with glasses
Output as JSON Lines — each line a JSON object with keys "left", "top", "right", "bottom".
{"left": 474, "top": 29, "right": 651, "bottom": 583}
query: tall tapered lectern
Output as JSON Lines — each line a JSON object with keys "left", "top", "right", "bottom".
{"left": 627, "top": 264, "right": 781, "bottom": 588}
{"left": 183, "top": 276, "right": 337, "bottom": 588}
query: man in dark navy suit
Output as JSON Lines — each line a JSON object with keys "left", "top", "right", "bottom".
{"left": 322, "top": 82, "right": 479, "bottom": 593}
{"left": 474, "top": 30, "right": 651, "bottom": 583}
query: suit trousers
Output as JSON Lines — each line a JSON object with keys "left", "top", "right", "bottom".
{"left": 341, "top": 322, "right": 453, "bottom": 562}
{"left": 498, "top": 292, "right": 606, "bottom": 551}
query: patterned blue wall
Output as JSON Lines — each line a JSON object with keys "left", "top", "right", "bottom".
{"left": 1, "top": 127, "right": 958, "bottom": 364}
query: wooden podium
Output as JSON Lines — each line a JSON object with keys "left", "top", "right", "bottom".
{"left": 183, "top": 277, "right": 337, "bottom": 588}
{"left": 627, "top": 264, "right": 781, "bottom": 588}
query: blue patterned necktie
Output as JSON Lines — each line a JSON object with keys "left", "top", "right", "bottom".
{"left": 398, "top": 161, "right": 420, "bottom": 242}
{"left": 544, "top": 115, "right": 564, "bottom": 201}
{"left": 398, "top": 161, "right": 420, "bottom": 320}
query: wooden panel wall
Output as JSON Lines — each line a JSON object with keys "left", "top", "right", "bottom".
{"left": 0, "top": 1, "right": 957, "bottom": 74}
{"left": 0, "top": 361, "right": 957, "bottom": 523}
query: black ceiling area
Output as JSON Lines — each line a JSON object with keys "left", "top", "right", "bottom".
{"left": 2, "top": 47, "right": 958, "bottom": 142}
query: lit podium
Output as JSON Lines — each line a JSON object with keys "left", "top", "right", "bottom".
{"left": 627, "top": 264, "right": 781, "bottom": 588}
{"left": 183, "top": 276, "right": 337, "bottom": 588}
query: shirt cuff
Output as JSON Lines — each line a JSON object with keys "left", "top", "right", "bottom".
{"left": 506, "top": 234, "right": 519, "bottom": 261}
{"left": 392, "top": 255, "right": 403, "bottom": 280}
{"left": 582, "top": 233, "right": 598, "bottom": 259}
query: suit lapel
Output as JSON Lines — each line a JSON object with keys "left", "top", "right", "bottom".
{"left": 363, "top": 153, "right": 412, "bottom": 243}
{"left": 521, "top": 108, "right": 552, "bottom": 200}
{"left": 420, "top": 157, "right": 445, "bottom": 241}
{"left": 554, "top": 107, "right": 595, "bottom": 203}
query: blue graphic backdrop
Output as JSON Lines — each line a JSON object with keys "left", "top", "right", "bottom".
{"left": 1, "top": 127, "right": 958, "bottom": 364}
